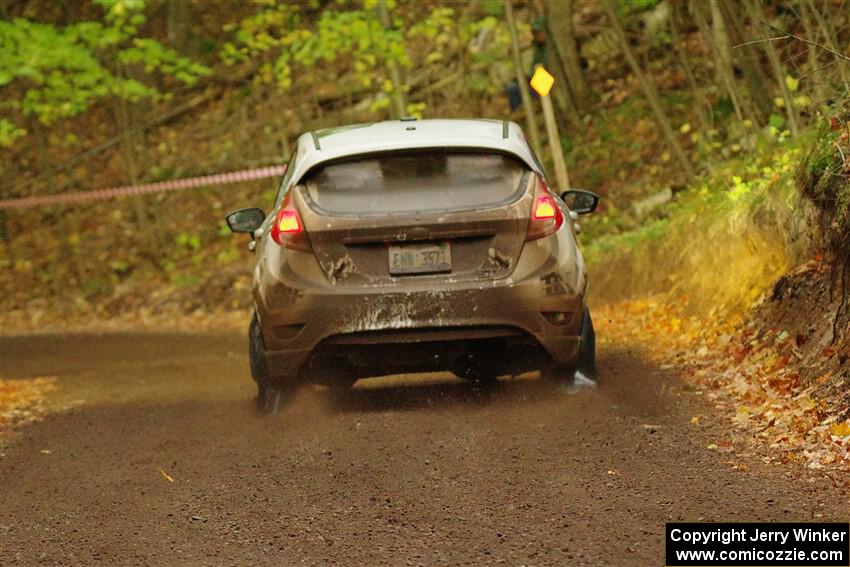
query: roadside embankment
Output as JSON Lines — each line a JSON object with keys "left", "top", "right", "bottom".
{"left": 588, "top": 108, "right": 850, "bottom": 472}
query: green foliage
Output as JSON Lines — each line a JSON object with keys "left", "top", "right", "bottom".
{"left": 768, "top": 114, "right": 785, "bottom": 130}
{"left": 617, "top": 0, "right": 660, "bottom": 16}
{"left": 82, "top": 278, "right": 104, "bottom": 297}
{"left": 583, "top": 142, "right": 802, "bottom": 266}
{"left": 216, "top": 221, "right": 232, "bottom": 238}
{"left": 0, "top": 0, "right": 210, "bottom": 147}
{"left": 459, "top": 16, "right": 514, "bottom": 96}
{"left": 216, "top": 248, "right": 239, "bottom": 264}
{"left": 408, "top": 7, "right": 455, "bottom": 42}
{"left": 175, "top": 232, "right": 202, "bottom": 251}
{"left": 221, "top": 0, "right": 466, "bottom": 113}
{"left": 0, "top": 119, "right": 26, "bottom": 147}
{"left": 219, "top": 0, "right": 517, "bottom": 114}
{"left": 221, "top": 2, "right": 413, "bottom": 90}
{"left": 481, "top": 0, "right": 504, "bottom": 17}
{"left": 404, "top": 101, "right": 426, "bottom": 119}
{"left": 170, "top": 273, "right": 201, "bottom": 287}
{"left": 712, "top": 97, "right": 736, "bottom": 120}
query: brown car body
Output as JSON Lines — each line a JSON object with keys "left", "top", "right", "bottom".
{"left": 227, "top": 119, "right": 598, "bottom": 409}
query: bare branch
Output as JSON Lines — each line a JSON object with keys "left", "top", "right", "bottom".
{"left": 734, "top": 21, "right": 850, "bottom": 63}
{"left": 732, "top": 35, "right": 790, "bottom": 49}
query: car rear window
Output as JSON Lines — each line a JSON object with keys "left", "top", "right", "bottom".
{"left": 302, "top": 150, "right": 528, "bottom": 215}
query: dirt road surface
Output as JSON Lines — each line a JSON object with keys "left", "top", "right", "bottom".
{"left": 1, "top": 333, "right": 848, "bottom": 566}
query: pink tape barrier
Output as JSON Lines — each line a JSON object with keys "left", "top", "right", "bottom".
{"left": 0, "top": 165, "right": 288, "bottom": 210}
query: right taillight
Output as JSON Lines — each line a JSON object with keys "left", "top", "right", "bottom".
{"left": 526, "top": 176, "right": 564, "bottom": 241}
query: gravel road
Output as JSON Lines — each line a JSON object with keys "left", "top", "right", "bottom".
{"left": 1, "top": 333, "right": 847, "bottom": 566}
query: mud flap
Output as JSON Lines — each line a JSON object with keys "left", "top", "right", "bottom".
{"left": 576, "top": 308, "right": 597, "bottom": 380}
{"left": 258, "top": 386, "right": 284, "bottom": 414}
{"left": 559, "top": 370, "right": 597, "bottom": 394}
{"left": 557, "top": 308, "right": 597, "bottom": 394}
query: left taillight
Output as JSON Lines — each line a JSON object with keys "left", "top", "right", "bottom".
{"left": 270, "top": 204, "right": 309, "bottom": 250}
{"left": 526, "top": 176, "right": 564, "bottom": 241}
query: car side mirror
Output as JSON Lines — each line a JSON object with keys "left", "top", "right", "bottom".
{"left": 225, "top": 208, "right": 266, "bottom": 234}
{"left": 560, "top": 190, "right": 600, "bottom": 215}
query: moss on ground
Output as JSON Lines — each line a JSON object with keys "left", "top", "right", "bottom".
{"left": 797, "top": 103, "right": 850, "bottom": 256}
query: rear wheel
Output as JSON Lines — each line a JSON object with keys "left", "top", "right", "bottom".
{"left": 249, "top": 313, "right": 292, "bottom": 413}
{"left": 249, "top": 313, "right": 270, "bottom": 398}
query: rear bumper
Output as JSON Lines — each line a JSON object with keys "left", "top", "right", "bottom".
{"left": 257, "top": 274, "right": 585, "bottom": 379}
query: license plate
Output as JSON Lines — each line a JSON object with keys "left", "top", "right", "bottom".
{"left": 389, "top": 242, "right": 452, "bottom": 275}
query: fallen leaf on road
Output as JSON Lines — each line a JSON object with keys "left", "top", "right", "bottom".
{"left": 830, "top": 422, "right": 850, "bottom": 438}
{"left": 595, "top": 295, "right": 849, "bottom": 472}
{"left": 159, "top": 468, "right": 175, "bottom": 482}
{"left": 0, "top": 376, "right": 58, "bottom": 435}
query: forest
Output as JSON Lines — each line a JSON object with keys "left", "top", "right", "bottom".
{"left": 3, "top": 0, "right": 849, "bottom": 457}
{"left": 1, "top": 0, "right": 849, "bottom": 555}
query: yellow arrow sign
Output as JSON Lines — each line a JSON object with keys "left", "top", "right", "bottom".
{"left": 530, "top": 66, "right": 555, "bottom": 97}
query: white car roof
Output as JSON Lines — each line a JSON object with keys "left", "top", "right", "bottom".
{"left": 287, "top": 119, "right": 544, "bottom": 188}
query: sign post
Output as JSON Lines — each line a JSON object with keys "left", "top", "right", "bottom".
{"left": 530, "top": 66, "right": 571, "bottom": 191}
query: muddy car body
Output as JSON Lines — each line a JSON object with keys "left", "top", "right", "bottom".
{"left": 227, "top": 119, "right": 599, "bottom": 409}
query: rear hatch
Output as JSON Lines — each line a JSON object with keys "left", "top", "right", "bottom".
{"left": 295, "top": 149, "right": 534, "bottom": 287}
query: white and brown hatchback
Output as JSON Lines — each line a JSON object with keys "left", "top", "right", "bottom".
{"left": 227, "top": 118, "right": 599, "bottom": 411}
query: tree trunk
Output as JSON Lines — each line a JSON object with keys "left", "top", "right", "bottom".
{"left": 799, "top": 1, "right": 827, "bottom": 105}
{"left": 377, "top": 0, "right": 406, "bottom": 119}
{"left": 691, "top": 0, "right": 746, "bottom": 124}
{"left": 718, "top": 0, "right": 773, "bottom": 123}
{"left": 537, "top": 2, "right": 582, "bottom": 130}
{"left": 543, "top": 0, "right": 592, "bottom": 112}
{"left": 603, "top": 0, "right": 696, "bottom": 185}
{"left": 744, "top": 0, "right": 799, "bottom": 136}
{"left": 167, "top": 0, "right": 191, "bottom": 54}
{"left": 806, "top": 0, "right": 850, "bottom": 96}
{"left": 33, "top": 120, "right": 82, "bottom": 290}
{"left": 504, "top": 0, "right": 543, "bottom": 156}
{"left": 543, "top": 33, "right": 582, "bottom": 132}
{"left": 0, "top": 158, "right": 16, "bottom": 264}
{"left": 670, "top": 1, "right": 712, "bottom": 133}
{"left": 0, "top": 210, "right": 12, "bottom": 264}
{"left": 114, "top": 96, "right": 161, "bottom": 263}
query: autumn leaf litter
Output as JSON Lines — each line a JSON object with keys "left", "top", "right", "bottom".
{"left": 596, "top": 292, "right": 849, "bottom": 475}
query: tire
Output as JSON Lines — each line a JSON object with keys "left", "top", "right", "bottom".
{"left": 249, "top": 313, "right": 276, "bottom": 412}
{"left": 249, "top": 313, "right": 302, "bottom": 413}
